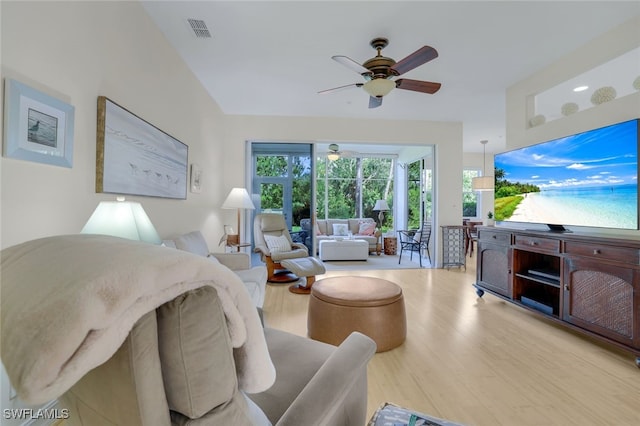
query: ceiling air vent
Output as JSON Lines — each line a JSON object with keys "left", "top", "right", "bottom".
{"left": 187, "top": 19, "right": 211, "bottom": 38}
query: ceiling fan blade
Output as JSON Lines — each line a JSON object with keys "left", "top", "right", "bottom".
{"left": 332, "top": 55, "right": 372, "bottom": 76}
{"left": 390, "top": 46, "right": 438, "bottom": 76}
{"left": 395, "top": 78, "right": 441, "bottom": 94}
{"left": 369, "top": 96, "right": 383, "bottom": 109}
{"left": 318, "top": 83, "right": 363, "bottom": 95}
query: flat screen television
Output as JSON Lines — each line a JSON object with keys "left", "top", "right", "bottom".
{"left": 494, "top": 119, "right": 639, "bottom": 231}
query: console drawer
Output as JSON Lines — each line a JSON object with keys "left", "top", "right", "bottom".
{"left": 564, "top": 241, "right": 640, "bottom": 265}
{"left": 479, "top": 230, "right": 510, "bottom": 245}
{"left": 514, "top": 235, "right": 559, "bottom": 253}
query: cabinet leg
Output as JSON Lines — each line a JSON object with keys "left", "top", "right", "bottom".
{"left": 473, "top": 284, "right": 485, "bottom": 298}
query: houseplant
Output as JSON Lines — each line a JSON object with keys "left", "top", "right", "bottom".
{"left": 484, "top": 211, "right": 494, "bottom": 226}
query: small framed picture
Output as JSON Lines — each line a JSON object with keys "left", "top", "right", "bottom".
{"left": 3, "top": 79, "right": 75, "bottom": 168}
{"left": 190, "top": 163, "right": 202, "bottom": 193}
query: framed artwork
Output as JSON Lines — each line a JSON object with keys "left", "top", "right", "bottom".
{"left": 96, "top": 96, "right": 188, "bottom": 199}
{"left": 3, "top": 78, "right": 75, "bottom": 168}
{"left": 190, "top": 163, "right": 202, "bottom": 193}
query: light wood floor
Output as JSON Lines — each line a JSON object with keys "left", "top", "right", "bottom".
{"left": 262, "top": 256, "right": 640, "bottom": 426}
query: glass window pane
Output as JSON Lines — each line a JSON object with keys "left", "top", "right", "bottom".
{"left": 256, "top": 155, "right": 288, "bottom": 177}
{"left": 292, "top": 155, "right": 312, "bottom": 226}
{"left": 463, "top": 169, "right": 479, "bottom": 217}
{"left": 260, "top": 183, "right": 283, "bottom": 212}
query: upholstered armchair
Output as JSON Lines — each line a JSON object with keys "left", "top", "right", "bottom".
{"left": 163, "top": 230, "right": 267, "bottom": 307}
{"left": 1, "top": 235, "right": 375, "bottom": 426}
{"left": 60, "top": 286, "right": 376, "bottom": 425}
{"left": 254, "top": 213, "right": 309, "bottom": 283}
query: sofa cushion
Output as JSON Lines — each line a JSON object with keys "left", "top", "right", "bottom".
{"left": 332, "top": 223, "right": 349, "bottom": 236}
{"left": 264, "top": 234, "right": 291, "bottom": 252}
{"left": 156, "top": 287, "right": 237, "bottom": 419}
{"left": 174, "top": 231, "right": 209, "bottom": 257}
{"left": 357, "top": 221, "right": 376, "bottom": 236}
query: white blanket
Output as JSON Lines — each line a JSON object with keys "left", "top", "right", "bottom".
{"left": 1, "top": 234, "right": 276, "bottom": 405}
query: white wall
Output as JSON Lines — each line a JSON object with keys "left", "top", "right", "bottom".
{"left": 1, "top": 1, "right": 228, "bottom": 251}
{"left": 504, "top": 15, "right": 640, "bottom": 237}
{"left": 0, "top": 1, "right": 232, "bottom": 420}
{"left": 223, "top": 115, "right": 464, "bottom": 266}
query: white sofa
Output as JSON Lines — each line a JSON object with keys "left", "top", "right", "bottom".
{"left": 313, "top": 218, "right": 382, "bottom": 255}
{"left": 163, "top": 231, "right": 267, "bottom": 307}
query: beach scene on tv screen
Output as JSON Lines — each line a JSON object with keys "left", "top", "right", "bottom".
{"left": 494, "top": 120, "right": 638, "bottom": 230}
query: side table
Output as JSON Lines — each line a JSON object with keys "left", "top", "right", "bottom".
{"left": 383, "top": 236, "right": 397, "bottom": 255}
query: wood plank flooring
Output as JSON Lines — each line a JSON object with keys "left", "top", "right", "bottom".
{"left": 262, "top": 257, "right": 640, "bottom": 426}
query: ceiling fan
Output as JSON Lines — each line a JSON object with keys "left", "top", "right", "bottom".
{"left": 326, "top": 143, "right": 357, "bottom": 161}
{"left": 319, "top": 37, "right": 441, "bottom": 108}
{"left": 327, "top": 143, "right": 359, "bottom": 161}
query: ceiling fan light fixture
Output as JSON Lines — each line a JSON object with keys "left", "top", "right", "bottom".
{"left": 327, "top": 143, "right": 340, "bottom": 161}
{"left": 363, "top": 78, "right": 395, "bottom": 97}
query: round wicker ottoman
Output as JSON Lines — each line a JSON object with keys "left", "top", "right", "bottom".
{"left": 307, "top": 276, "right": 406, "bottom": 352}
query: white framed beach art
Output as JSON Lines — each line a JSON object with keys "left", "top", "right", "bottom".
{"left": 3, "top": 78, "right": 75, "bottom": 168}
{"left": 96, "top": 96, "right": 188, "bottom": 199}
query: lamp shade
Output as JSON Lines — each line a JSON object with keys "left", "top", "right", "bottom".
{"left": 472, "top": 176, "right": 495, "bottom": 191}
{"left": 222, "top": 188, "right": 255, "bottom": 210}
{"left": 373, "top": 199, "right": 390, "bottom": 211}
{"left": 81, "top": 200, "right": 161, "bottom": 244}
{"left": 363, "top": 79, "right": 396, "bottom": 97}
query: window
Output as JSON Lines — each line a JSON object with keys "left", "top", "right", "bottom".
{"left": 406, "top": 160, "right": 433, "bottom": 229}
{"left": 252, "top": 144, "right": 313, "bottom": 230}
{"left": 317, "top": 156, "right": 394, "bottom": 228}
{"left": 463, "top": 169, "right": 480, "bottom": 217}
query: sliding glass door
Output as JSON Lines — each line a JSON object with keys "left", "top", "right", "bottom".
{"left": 251, "top": 142, "right": 313, "bottom": 232}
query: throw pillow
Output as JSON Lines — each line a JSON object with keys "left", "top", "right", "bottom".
{"left": 157, "top": 287, "right": 235, "bottom": 419}
{"left": 264, "top": 234, "right": 292, "bottom": 252}
{"left": 315, "top": 221, "right": 323, "bottom": 236}
{"left": 412, "top": 230, "right": 423, "bottom": 243}
{"left": 332, "top": 223, "right": 349, "bottom": 237}
{"left": 358, "top": 221, "right": 376, "bottom": 236}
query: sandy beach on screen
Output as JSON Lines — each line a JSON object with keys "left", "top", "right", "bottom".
{"left": 506, "top": 193, "right": 575, "bottom": 224}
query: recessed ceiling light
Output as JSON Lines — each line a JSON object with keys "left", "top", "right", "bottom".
{"left": 573, "top": 85, "right": 589, "bottom": 92}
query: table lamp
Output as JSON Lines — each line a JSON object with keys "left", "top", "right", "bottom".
{"left": 81, "top": 196, "right": 162, "bottom": 244}
{"left": 221, "top": 187, "right": 255, "bottom": 245}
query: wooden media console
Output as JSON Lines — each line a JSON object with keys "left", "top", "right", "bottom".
{"left": 473, "top": 226, "right": 640, "bottom": 367}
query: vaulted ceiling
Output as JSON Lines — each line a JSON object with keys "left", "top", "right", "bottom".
{"left": 142, "top": 1, "right": 639, "bottom": 154}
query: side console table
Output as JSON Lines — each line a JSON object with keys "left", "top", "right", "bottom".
{"left": 474, "top": 226, "right": 640, "bottom": 367}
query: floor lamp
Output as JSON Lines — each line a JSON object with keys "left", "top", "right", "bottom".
{"left": 222, "top": 188, "right": 255, "bottom": 246}
{"left": 373, "top": 199, "right": 390, "bottom": 228}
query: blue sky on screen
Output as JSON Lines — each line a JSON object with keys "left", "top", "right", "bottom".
{"left": 495, "top": 120, "right": 638, "bottom": 190}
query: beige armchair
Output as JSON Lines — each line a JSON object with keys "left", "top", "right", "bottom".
{"left": 60, "top": 286, "right": 376, "bottom": 425}
{"left": 164, "top": 231, "right": 267, "bottom": 307}
{"left": 253, "top": 213, "right": 309, "bottom": 283}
